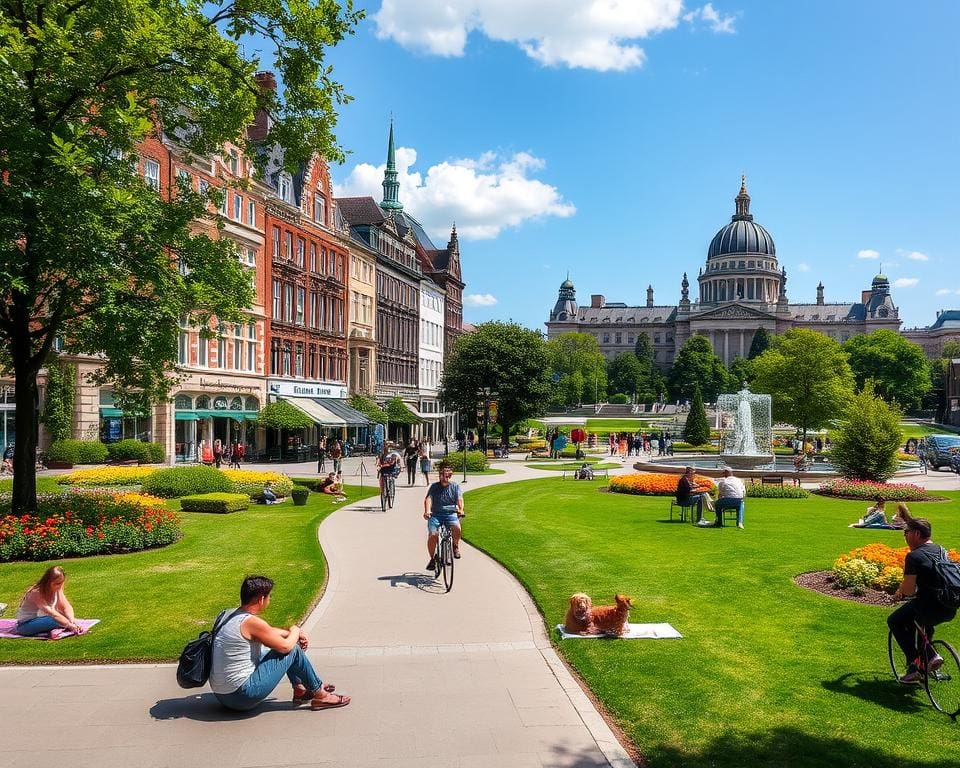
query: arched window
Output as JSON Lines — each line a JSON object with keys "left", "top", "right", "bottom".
{"left": 245, "top": 396, "right": 260, "bottom": 411}
{"left": 230, "top": 397, "right": 243, "bottom": 410}
{"left": 195, "top": 395, "right": 210, "bottom": 409}
{"left": 174, "top": 395, "right": 193, "bottom": 410}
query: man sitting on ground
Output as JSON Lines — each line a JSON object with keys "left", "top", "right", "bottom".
{"left": 714, "top": 468, "right": 746, "bottom": 528}
{"left": 318, "top": 472, "right": 346, "bottom": 500}
{"left": 258, "top": 481, "right": 278, "bottom": 505}
{"left": 676, "top": 466, "right": 714, "bottom": 522}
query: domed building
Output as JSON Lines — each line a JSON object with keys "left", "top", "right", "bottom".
{"left": 546, "top": 178, "right": 906, "bottom": 367}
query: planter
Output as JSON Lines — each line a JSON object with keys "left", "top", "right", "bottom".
{"left": 291, "top": 488, "right": 310, "bottom": 506}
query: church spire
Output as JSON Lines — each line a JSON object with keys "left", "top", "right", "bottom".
{"left": 733, "top": 175, "right": 753, "bottom": 221}
{"left": 380, "top": 120, "right": 403, "bottom": 212}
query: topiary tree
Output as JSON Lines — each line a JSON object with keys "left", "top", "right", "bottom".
{"left": 748, "top": 327, "right": 771, "bottom": 360}
{"left": 255, "top": 400, "right": 313, "bottom": 430}
{"left": 830, "top": 381, "right": 903, "bottom": 482}
{"left": 683, "top": 384, "right": 711, "bottom": 446}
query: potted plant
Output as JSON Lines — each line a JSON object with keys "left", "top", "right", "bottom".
{"left": 291, "top": 487, "right": 310, "bottom": 506}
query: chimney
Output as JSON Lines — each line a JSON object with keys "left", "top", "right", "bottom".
{"left": 247, "top": 72, "right": 277, "bottom": 142}
{"left": 591, "top": 294, "right": 605, "bottom": 309}
{"left": 861, "top": 290, "right": 871, "bottom": 305}
{"left": 646, "top": 285, "right": 654, "bottom": 308}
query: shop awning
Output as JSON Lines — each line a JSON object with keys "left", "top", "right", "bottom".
{"left": 99, "top": 407, "right": 124, "bottom": 418}
{"left": 175, "top": 410, "right": 260, "bottom": 420}
{"left": 279, "top": 397, "right": 346, "bottom": 427}
{"left": 314, "top": 398, "right": 373, "bottom": 426}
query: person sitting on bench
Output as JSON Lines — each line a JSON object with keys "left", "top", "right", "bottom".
{"left": 575, "top": 463, "right": 594, "bottom": 480}
{"left": 713, "top": 468, "right": 745, "bottom": 529}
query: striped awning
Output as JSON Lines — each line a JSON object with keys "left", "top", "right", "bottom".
{"left": 279, "top": 397, "right": 346, "bottom": 427}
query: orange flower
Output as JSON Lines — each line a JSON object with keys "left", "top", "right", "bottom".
{"left": 610, "top": 472, "right": 716, "bottom": 496}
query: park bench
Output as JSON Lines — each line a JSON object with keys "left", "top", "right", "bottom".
{"left": 561, "top": 467, "right": 609, "bottom": 480}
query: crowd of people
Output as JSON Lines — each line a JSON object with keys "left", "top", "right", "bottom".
{"left": 607, "top": 431, "right": 675, "bottom": 459}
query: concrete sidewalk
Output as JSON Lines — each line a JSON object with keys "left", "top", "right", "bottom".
{"left": 1, "top": 460, "right": 635, "bottom": 768}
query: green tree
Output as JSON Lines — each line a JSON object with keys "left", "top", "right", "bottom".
{"left": 843, "top": 330, "right": 931, "bottom": 410}
{"left": 349, "top": 394, "right": 387, "bottom": 424}
{"left": 830, "top": 381, "right": 903, "bottom": 481}
{"left": 942, "top": 340, "right": 960, "bottom": 359}
{"left": 748, "top": 327, "right": 771, "bottom": 359}
{"left": 633, "top": 332, "right": 664, "bottom": 402}
{"left": 256, "top": 400, "right": 313, "bottom": 430}
{"left": 545, "top": 332, "right": 606, "bottom": 406}
{"left": 683, "top": 384, "right": 711, "bottom": 446}
{"left": 728, "top": 356, "right": 752, "bottom": 389}
{"left": 0, "top": 0, "right": 360, "bottom": 511}
{"left": 440, "top": 322, "right": 551, "bottom": 448}
{"left": 751, "top": 329, "right": 855, "bottom": 445}
{"left": 668, "top": 335, "right": 729, "bottom": 402}
{"left": 607, "top": 352, "right": 644, "bottom": 401}
{"left": 41, "top": 359, "right": 76, "bottom": 443}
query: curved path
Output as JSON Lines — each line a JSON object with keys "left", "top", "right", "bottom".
{"left": 0, "top": 458, "right": 635, "bottom": 768}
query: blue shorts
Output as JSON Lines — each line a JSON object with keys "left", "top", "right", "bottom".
{"left": 427, "top": 513, "right": 460, "bottom": 535}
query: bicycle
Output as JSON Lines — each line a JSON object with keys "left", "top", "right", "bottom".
{"left": 379, "top": 471, "right": 397, "bottom": 512}
{"left": 432, "top": 505, "right": 460, "bottom": 593}
{"left": 888, "top": 619, "right": 960, "bottom": 718}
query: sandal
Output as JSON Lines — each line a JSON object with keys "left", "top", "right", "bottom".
{"left": 293, "top": 683, "right": 335, "bottom": 705}
{"left": 311, "top": 692, "right": 351, "bottom": 710}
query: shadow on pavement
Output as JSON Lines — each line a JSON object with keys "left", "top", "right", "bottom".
{"left": 377, "top": 572, "right": 446, "bottom": 593}
{"left": 150, "top": 693, "right": 295, "bottom": 721}
{"left": 821, "top": 671, "right": 929, "bottom": 714}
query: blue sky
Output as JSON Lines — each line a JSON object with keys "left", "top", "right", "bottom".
{"left": 315, "top": 1, "right": 959, "bottom": 332}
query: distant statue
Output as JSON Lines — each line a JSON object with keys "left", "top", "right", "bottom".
{"left": 728, "top": 388, "right": 759, "bottom": 455}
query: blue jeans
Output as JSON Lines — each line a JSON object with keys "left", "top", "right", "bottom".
{"left": 682, "top": 493, "right": 709, "bottom": 521}
{"left": 16, "top": 616, "right": 60, "bottom": 636}
{"left": 715, "top": 497, "right": 745, "bottom": 526}
{"left": 214, "top": 645, "right": 323, "bottom": 712}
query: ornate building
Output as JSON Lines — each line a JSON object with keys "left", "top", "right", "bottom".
{"left": 547, "top": 179, "right": 926, "bottom": 368}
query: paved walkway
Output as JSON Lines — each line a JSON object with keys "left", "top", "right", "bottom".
{"left": 1, "top": 458, "right": 636, "bottom": 768}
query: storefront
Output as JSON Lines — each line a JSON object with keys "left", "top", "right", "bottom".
{"left": 267, "top": 379, "right": 373, "bottom": 456}
{"left": 171, "top": 375, "right": 264, "bottom": 463}
{"left": 99, "top": 390, "right": 152, "bottom": 444}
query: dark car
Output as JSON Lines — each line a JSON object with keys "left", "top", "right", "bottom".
{"left": 923, "top": 434, "right": 960, "bottom": 470}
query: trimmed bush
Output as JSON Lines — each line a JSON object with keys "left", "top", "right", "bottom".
{"left": 440, "top": 451, "right": 489, "bottom": 473}
{"left": 47, "top": 439, "right": 109, "bottom": 465}
{"left": 57, "top": 466, "right": 157, "bottom": 486}
{"left": 291, "top": 488, "right": 309, "bottom": 506}
{"left": 745, "top": 484, "right": 810, "bottom": 499}
{"left": 141, "top": 466, "right": 232, "bottom": 498}
{"left": 0, "top": 492, "right": 181, "bottom": 561}
{"left": 106, "top": 439, "right": 166, "bottom": 464}
{"left": 180, "top": 493, "right": 249, "bottom": 514}
{"left": 222, "top": 470, "right": 294, "bottom": 498}
{"left": 609, "top": 393, "right": 630, "bottom": 404}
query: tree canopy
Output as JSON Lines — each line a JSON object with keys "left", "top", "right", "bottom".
{"left": 349, "top": 394, "right": 387, "bottom": 424}
{"left": 607, "top": 352, "right": 644, "bottom": 400}
{"left": 668, "top": 335, "right": 730, "bottom": 402}
{"left": 843, "top": 330, "right": 931, "bottom": 410}
{"left": 440, "top": 322, "right": 551, "bottom": 445}
{"left": 830, "top": 381, "right": 903, "bottom": 482}
{"left": 751, "top": 329, "right": 855, "bottom": 442}
{"left": 545, "top": 332, "right": 606, "bottom": 406}
{"left": 0, "top": 0, "right": 360, "bottom": 510}
{"left": 748, "top": 328, "right": 771, "bottom": 360}
{"left": 256, "top": 400, "right": 313, "bottom": 430}
{"left": 385, "top": 397, "right": 419, "bottom": 425}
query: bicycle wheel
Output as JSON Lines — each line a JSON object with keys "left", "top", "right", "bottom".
{"left": 440, "top": 533, "right": 454, "bottom": 593}
{"left": 925, "top": 640, "right": 960, "bottom": 717}
{"left": 387, "top": 477, "right": 396, "bottom": 509}
{"left": 888, "top": 630, "right": 910, "bottom": 681}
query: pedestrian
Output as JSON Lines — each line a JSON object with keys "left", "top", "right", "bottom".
{"left": 328, "top": 439, "right": 342, "bottom": 474}
{"left": 419, "top": 439, "right": 433, "bottom": 485}
{"left": 229, "top": 442, "right": 242, "bottom": 469}
{"left": 404, "top": 439, "right": 419, "bottom": 486}
{"left": 317, "top": 435, "right": 326, "bottom": 473}
{"left": 213, "top": 439, "right": 224, "bottom": 469}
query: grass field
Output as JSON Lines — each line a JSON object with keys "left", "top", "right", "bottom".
{"left": 0, "top": 483, "right": 378, "bottom": 663}
{"left": 463, "top": 478, "right": 960, "bottom": 768}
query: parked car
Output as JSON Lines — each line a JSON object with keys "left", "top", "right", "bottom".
{"left": 922, "top": 434, "right": 960, "bottom": 470}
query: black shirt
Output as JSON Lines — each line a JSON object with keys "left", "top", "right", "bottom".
{"left": 676, "top": 476, "right": 698, "bottom": 503}
{"left": 905, "top": 542, "right": 944, "bottom": 598}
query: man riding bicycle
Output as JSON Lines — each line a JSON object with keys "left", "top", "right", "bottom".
{"left": 423, "top": 464, "right": 464, "bottom": 570}
{"left": 888, "top": 514, "right": 957, "bottom": 683}
{"left": 376, "top": 442, "right": 402, "bottom": 495}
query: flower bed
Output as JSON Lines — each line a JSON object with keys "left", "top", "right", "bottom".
{"left": 222, "top": 470, "right": 294, "bottom": 498}
{"left": 0, "top": 492, "right": 181, "bottom": 561}
{"left": 57, "top": 466, "right": 157, "bottom": 487}
{"left": 832, "top": 542, "right": 960, "bottom": 595}
{"left": 609, "top": 472, "right": 716, "bottom": 496}
{"left": 816, "top": 479, "right": 930, "bottom": 501}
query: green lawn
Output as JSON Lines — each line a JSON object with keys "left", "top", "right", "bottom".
{"left": 0, "top": 483, "right": 378, "bottom": 663}
{"left": 899, "top": 423, "right": 958, "bottom": 439}
{"left": 463, "top": 478, "right": 960, "bottom": 768}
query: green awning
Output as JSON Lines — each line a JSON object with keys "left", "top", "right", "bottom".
{"left": 99, "top": 407, "right": 124, "bottom": 418}
{"left": 176, "top": 410, "right": 260, "bottom": 420}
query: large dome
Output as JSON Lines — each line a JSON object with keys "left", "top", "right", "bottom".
{"left": 708, "top": 219, "right": 776, "bottom": 258}
{"left": 707, "top": 178, "right": 776, "bottom": 259}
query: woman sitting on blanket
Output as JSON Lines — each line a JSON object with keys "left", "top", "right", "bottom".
{"left": 862, "top": 498, "right": 887, "bottom": 526}
{"left": 15, "top": 566, "right": 85, "bottom": 638}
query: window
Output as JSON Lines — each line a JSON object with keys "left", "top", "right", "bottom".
{"left": 295, "top": 343, "right": 304, "bottom": 377}
{"left": 282, "top": 343, "right": 291, "bottom": 376}
{"left": 272, "top": 279, "right": 281, "bottom": 319}
{"left": 233, "top": 337, "right": 241, "bottom": 369}
{"left": 247, "top": 200, "right": 256, "bottom": 226}
{"left": 319, "top": 247, "right": 326, "bottom": 274}
{"left": 217, "top": 328, "right": 226, "bottom": 369}
{"left": 176, "top": 168, "right": 192, "bottom": 190}
{"left": 284, "top": 232, "right": 292, "bottom": 260}
{"left": 272, "top": 227, "right": 281, "bottom": 258}
{"left": 143, "top": 159, "right": 160, "bottom": 190}
{"left": 199, "top": 179, "right": 209, "bottom": 198}
{"left": 310, "top": 243, "right": 317, "bottom": 273}
{"left": 296, "top": 239, "right": 305, "bottom": 268}
{"left": 178, "top": 332, "right": 189, "bottom": 364}
{"left": 243, "top": 248, "right": 256, "bottom": 267}
{"left": 296, "top": 287, "right": 305, "bottom": 325}
{"left": 603, "top": 333, "right": 610, "bottom": 343}
{"left": 197, "top": 334, "right": 208, "bottom": 367}
{"left": 247, "top": 337, "right": 256, "bottom": 372}
{"left": 278, "top": 175, "right": 291, "bottom": 201}
{"left": 284, "top": 284, "right": 293, "bottom": 323}
{"left": 615, "top": 332, "right": 622, "bottom": 344}
{"left": 314, "top": 195, "right": 326, "bottom": 224}
{"left": 233, "top": 194, "right": 242, "bottom": 221}
{"left": 228, "top": 149, "right": 239, "bottom": 176}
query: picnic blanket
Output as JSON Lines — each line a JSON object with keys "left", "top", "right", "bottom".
{"left": 556, "top": 622, "right": 682, "bottom": 640}
{"left": 0, "top": 618, "right": 99, "bottom": 640}
{"left": 848, "top": 523, "right": 899, "bottom": 530}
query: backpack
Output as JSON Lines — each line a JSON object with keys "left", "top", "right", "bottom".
{"left": 933, "top": 547, "right": 960, "bottom": 610}
{"left": 176, "top": 609, "right": 240, "bottom": 689}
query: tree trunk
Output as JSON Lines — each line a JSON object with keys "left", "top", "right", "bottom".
{"left": 11, "top": 361, "right": 40, "bottom": 513}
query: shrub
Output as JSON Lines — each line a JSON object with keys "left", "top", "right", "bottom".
{"left": 833, "top": 558, "right": 882, "bottom": 595}
{"left": 180, "top": 493, "right": 249, "bottom": 514}
{"left": 146, "top": 442, "right": 165, "bottom": 463}
{"left": 610, "top": 472, "right": 716, "bottom": 497}
{"left": 745, "top": 484, "right": 810, "bottom": 499}
{"left": 830, "top": 381, "right": 903, "bottom": 481}
{"left": 141, "top": 466, "right": 232, "bottom": 498}
{"left": 440, "top": 452, "right": 489, "bottom": 472}
{"left": 683, "top": 384, "right": 710, "bottom": 446}
{"left": 107, "top": 439, "right": 155, "bottom": 463}
{"left": 47, "top": 439, "right": 109, "bottom": 465}
{"left": 816, "top": 479, "right": 929, "bottom": 501}
{"left": 609, "top": 393, "right": 630, "bottom": 404}
{"left": 672, "top": 442, "right": 716, "bottom": 452}
{"left": 57, "top": 466, "right": 157, "bottom": 486}
{"left": 830, "top": 542, "right": 960, "bottom": 595}
{"left": 222, "top": 470, "right": 294, "bottom": 498}
{"left": 0, "top": 491, "right": 181, "bottom": 561}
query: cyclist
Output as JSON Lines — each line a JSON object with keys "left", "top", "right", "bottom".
{"left": 888, "top": 514, "right": 957, "bottom": 683}
{"left": 376, "top": 442, "right": 402, "bottom": 497}
{"left": 423, "top": 463, "right": 464, "bottom": 570}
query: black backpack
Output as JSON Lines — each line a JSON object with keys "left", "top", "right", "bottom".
{"left": 934, "top": 547, "right": 960, "bottom": 611}
{"left": 176, "top": 609, "right": 240, "bottom": 689}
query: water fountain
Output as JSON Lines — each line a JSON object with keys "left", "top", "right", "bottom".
{"left": 716, "top": 385, "right": 774, "bottom": 470}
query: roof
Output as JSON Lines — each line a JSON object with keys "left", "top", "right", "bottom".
{"left": 578, "top": 305, "right": 677, "bottom": 325}
{"left": 788, "top": 303, "right": 859, "bottom": 322}
{"left": 930, "top": 310, "right": 960, "bottom": 330}
{"left": 708, "top": 219, "right": 777, "bottom": 259}
{"left": 336, "top": 197, "right": 386, "bottom": 226}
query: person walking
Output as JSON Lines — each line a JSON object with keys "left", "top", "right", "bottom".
{"left": 316, "top": 435, "right": 326, "bottom": 473}
{"left": 404, "top": 439, "right": 419, "bottom": 486}
{"left": 328, "top": 439, "right": 343, "bottom": 474}
{"left": 418, "top": 439, "right": 433, "bottom": 486}
{"left": 229, "top": 442, "right": 243, "bottom": 470}
{"left": 213, "top": 439, "right": 224, "bottom": 469}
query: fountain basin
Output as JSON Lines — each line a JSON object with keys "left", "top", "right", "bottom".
{"left": 720, "top": 453, "right": 777, "bottom": 470}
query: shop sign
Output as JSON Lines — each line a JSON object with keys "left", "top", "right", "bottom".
{"left": 488, "top": 401, "right": 498, "bottom": 425}
{"left": 198, "top": 377, "right": 258, "bottom": 393}
{"left": 267, "top": 380, "right": 347, "bottom": 399}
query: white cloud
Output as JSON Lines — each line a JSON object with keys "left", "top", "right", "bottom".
{"left": 372, "top": 1, "right": 733, "bottom": 72}
{"left": 857, "top": 249, "right": 880, "bottom": 260}
{"left": 683, "top": 3, "right": 737, "bottom": 33}
{"left": 796, "top": 262, "right": 810, "bottom": 272}
{"left": 334, "top": 146, "right": 576, "bottom": 241}
{"left": 464, "top": 293, "right": 498, "bottom": 307}
{"left": 893, "top": 277, "right": 919, "bottom": 288}
{"left": 936, "top": 288, "right": 953, "bottom": 296}
{"left": 902, "top": 250, "right": 929, "bottom": 262}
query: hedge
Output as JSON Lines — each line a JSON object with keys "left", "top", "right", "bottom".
{"left": 141, "top": 466, "right": 233, "bottom": 498}
{"left": 439, "top": 452, "right": 489, "bottom": 472}
{"left": 106, "top": 439, "right": 165, "bottom": 464}
{"left": 180, "top": 493, "right": 250, "bottom": 514}
{"left": 745, "top": 483, "right": 810, "bottom": 499}
{"left": 222, "top": 470, "right": 294, "bottom": 498}
{"left": 47, "top": 439, "right": 109, "bottom": 465}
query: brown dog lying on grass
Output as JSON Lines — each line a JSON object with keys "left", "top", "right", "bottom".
{"left": 563, "top": 592, "right": 594, "bottom": 634}
{"left": 588, "top": 594, "right": 633, "bottom": 636}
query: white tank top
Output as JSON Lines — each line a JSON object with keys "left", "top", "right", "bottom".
{"left": 16, "top": 590, "right": 57, "bottom": 623}
{"left": 209, "top": 611, "right": 260, "bottom": 694}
